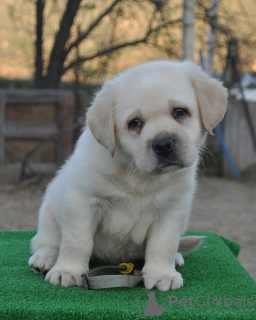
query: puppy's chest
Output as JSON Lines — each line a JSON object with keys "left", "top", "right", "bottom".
{"left": 95, "top": 189, "right": 173, "bottom": 245}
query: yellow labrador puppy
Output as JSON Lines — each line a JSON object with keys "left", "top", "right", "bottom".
{"left": 29, "top": 61, "right": 227, "bottom": 291}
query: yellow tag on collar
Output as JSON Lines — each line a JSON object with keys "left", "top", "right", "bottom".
{"left": 119, "top": 263, "right": 134, "bottom": 274}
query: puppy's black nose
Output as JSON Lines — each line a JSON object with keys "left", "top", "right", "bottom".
{"left": 152, "top": 136, "right": 174, "bottom": 158}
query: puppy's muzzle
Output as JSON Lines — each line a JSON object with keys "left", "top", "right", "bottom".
{"left": 151, "top": 135, "right": 183, "bottom": 168}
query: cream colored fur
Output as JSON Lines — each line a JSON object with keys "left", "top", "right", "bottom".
{"left": 29, "top": 61, "right": 227, "bottom": 291}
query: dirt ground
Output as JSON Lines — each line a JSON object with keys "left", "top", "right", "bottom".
{"left": 0, "top": 170, "right": 255, "bottom": 281}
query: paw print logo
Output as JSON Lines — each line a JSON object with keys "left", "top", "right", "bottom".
{"left": 212, "top": 296, "right": 222, "bottom": 307}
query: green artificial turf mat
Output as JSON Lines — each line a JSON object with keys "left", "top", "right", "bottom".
{"left": 0, "top": 231, "right": 255, "bottom": 319}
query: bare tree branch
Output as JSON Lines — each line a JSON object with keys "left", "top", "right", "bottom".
{"left": 63, "top": 19, "right": 180, "bottom": 73}
{"left": 30, "top": 0, "right": 182, "bottom": 88}
{"left": 65, "top": 0, "right": 122, "bottom": 56}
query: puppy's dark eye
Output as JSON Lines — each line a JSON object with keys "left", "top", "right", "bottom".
{"left": 128, "top": 118, "right": 142, "bottom": 130}
{"left": 173, "top": 108, "right": 188, "bottom": 119}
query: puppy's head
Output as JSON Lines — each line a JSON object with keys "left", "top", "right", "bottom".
{"left": 86, "top": 61, "right": 227, "bottom": 175}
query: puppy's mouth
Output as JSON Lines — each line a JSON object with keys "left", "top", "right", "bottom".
{"left": 153, "top": 159, "right": 185, "bottom": 174}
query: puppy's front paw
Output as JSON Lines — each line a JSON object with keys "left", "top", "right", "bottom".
{"left": 29, "top": 248, "right": 58, "bottom": 274}
{"left": 142, "top": 266, "right": 183, "bottom": 291}
{"left": 45, "top": 265, "right": 85, "bottom": 287}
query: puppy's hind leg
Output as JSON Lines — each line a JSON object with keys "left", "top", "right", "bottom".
{"left": 29, "top": 203, "right": 61, "bottom": 275}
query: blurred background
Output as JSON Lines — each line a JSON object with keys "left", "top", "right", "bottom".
{"left": 0, "top": 0, "right": 255, "bottom": 280}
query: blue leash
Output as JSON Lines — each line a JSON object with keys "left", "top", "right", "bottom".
{"left": 199, "top": 51, "right": 242, "bottom": 180}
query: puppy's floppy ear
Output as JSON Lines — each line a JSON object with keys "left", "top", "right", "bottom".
{"left": 86, "top": 80, "right": 115, "bottom": 157}
{"left": 187, "top": 63, "right": 228, "bottom": 134}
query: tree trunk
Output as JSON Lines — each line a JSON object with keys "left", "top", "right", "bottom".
{"left": 34, "top": 0, "right": 45, "bottom": 88}
{"left": 182, "top": 0, "right": 195, "bottom": 61}
{"left": 207, "top": 0, "right": 219, "bottom": 74}
{"left": 42, "top": 0, "right": 82, "bottom": 88}
{"left": 223, "top": 36, "right": 238, "bottom": 89}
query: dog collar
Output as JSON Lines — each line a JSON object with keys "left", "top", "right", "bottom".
{"left": 81, "top": 263, "right": 143, "bottom": 290}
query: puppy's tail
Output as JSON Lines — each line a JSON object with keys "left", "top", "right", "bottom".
{"left": 178, "top": 236, "right": 206, "bottom": 253}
